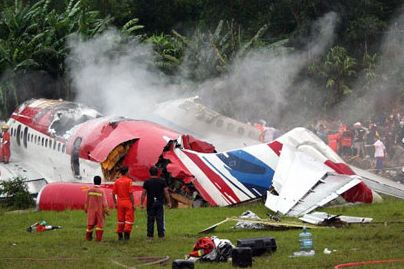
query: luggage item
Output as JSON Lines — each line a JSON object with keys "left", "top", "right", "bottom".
{"left": 231, "top": 247, "right": 253, "bottom": 267}
{"left": 172, "top": 259, "right": 194, "bottom": 269}
{"left": 236, "top": 237, "right": 277, "bottom": 256}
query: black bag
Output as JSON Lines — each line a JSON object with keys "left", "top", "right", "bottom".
{"left": 232, "top": 247, "right": 253, "bottom": 267}
{"left": 236, "top": 237, "right": 277, "bottom": 256}
{"left": 172, "top": 259, "right": 194, "bottom": 269}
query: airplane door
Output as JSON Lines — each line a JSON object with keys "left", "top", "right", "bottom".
{"left": 71, "top": 137, "right": 82, "bottom": 178}
{"left": 16, "top": 124, "right": 21, "bottom": 146}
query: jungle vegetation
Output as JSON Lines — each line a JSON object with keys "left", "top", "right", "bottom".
{"left": 0, "top": 0, "right": 402, "bottom": 123}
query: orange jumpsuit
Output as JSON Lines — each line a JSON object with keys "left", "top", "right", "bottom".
{"left": 113, "top": 175, "right": 135, "bottom": 234}
{"left": 85, "top": 186, "right": 108, "bottom": 241}
{"left": 2, "top": 131, "right": 10, "bottom": 163}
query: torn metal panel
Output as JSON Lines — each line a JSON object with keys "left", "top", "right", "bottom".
{"left": 264, "top": 144, "right": 363, "bottom": 216}
{"left": 199, "top": 216, "right": 319, "bottom": 234}
{"left": 48, "top": 103, "right": 101, "bottom": 138}
{"left": 265, "top": 173, "right": 362, "bottom": 217}
{"left": 153, "top": 97, "right": 261, "bottom": 151}
{"left": 163, "top": 128, "right": 376, "bottom": 210}
{"left": 299, "top": 211, "right": 373, "bottom": 225}
{"left": 89, "top": 122, "right": 139, "bottom": 162}
{"left": 165, "top": 143, "right": 275, "bottom": 206}
{"left": 234, "top": 211, "right": 265, "bottom": 230}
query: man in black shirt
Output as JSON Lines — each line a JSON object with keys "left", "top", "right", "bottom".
{"left": 140, "top": 166, "right": 172, "bottom": 240}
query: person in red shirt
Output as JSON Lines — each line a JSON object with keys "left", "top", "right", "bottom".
{"left": 113, "top": 166, "right": 134, "bottom": 241}
{"left": 1, "top": 125, "right": 10, "bottom": 164}
{"left": 84, "top": 176, "right": 109, "bottom": 241}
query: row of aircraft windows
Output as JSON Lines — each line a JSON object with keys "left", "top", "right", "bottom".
{"left": 10, "top": 126, "right": 66, "bottom": 153}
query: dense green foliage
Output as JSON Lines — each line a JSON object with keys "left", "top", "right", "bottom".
{"left": 0, "top": 0, "right": 403, "bottom": 122}
{"left": 0, "top": 177, "right": 34, "bottom": 209}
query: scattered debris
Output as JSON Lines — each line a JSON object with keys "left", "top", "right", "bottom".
{"left": 290, "top": 250, "right": 315, "bottom": 257}
{"left": 323, "top": 248, "right": 332, "bottom": 255}
{"left": 299, "top": 211, "right": 373, "bottom": 227}
{"left": 187, "top": 236, "right": 234, "bottom": 262}
{"left": 234, "top": 211, "right": 265, "bottom": 230}
{"left": 26, "top": 220, "right": 62, "bottom": 233}
{"left": 199, "top": 216, "right": 319, "bottom": 234}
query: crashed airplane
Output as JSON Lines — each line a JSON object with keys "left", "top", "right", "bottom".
{"left": 1, "top": 98, "right": 404, "bottom": 215}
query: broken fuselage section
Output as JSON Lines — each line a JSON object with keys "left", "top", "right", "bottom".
{"left": 4, "top": 99, "right": 397, "bottom": 213}
{"left": 5, "top": 99, "right": 220, "bottom": 209}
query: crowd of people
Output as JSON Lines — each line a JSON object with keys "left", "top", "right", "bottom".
{"left": 253, "top": 108, "right": 404, "bottom": 174}
{"left": 310, "top": 110, "right": 404, "bottom": 173}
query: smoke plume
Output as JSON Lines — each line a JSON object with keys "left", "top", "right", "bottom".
{"left": 68, "top": 13, "right": 339, "bottom": 128}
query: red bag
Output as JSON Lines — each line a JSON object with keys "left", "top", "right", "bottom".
{"left": 189, "top": 237, "right": 215, "bottom": 257}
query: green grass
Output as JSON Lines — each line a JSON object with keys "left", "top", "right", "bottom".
{"left": 1, "top": 197, "right": 404, "bottom": 269}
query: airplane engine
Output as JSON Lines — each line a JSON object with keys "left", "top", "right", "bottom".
{"left": 37, "top": 183, "right": 143, "bottom": 211}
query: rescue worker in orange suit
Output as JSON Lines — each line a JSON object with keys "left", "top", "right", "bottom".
{"left": 1, "top": 124, "right": 10, "bottom": 164}
{"left": 113, "top": 166, "right": 135, "bottom": 241}
{"left": 84, "top": 175, "right": 109, "bottom": 241}
{"left": 140, "top": 166, "right": 172, "bottom": 240}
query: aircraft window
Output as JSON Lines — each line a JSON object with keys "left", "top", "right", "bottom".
{"left": 227, "top": 123, "right": 235, "bottom": 131}
{"left": 23, "top": 127, "right": 28, "bottom": 148}
{"left": 216, "top": 119, "right": 223, "bottom": 128}
{"left": 45, "top": 139, "right": 48, "bottom": 147}
{"left": 53, "top": 140, "right": 56, "bottom": 150}
{"left": 49, "top": 140, "right": 52, "bottom": 148}
{"left": 62, "top": 144, "right": 66, "bottom": 153}
{"left": 10, "top": 128, "right": 13, "bottom": 136}
{"left": 71, "top": 137, "right": 82, "bottom": 177}
{"left": 57, "top": 143, "right": 61, "bottom": 152}
{"left": 237, "top": 127, "right": 245, "bottom": 135}
{"left": 27, "top": 133, "right": 30, "bottom": 142}
{"left": 16, "top": 125, "right": 21, "bottom": 146}
{"left": 41, "top": 137, "right": 44, "bottom": 146}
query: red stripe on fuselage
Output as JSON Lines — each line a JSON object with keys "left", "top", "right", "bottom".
{"left": 268, "top": 141, "right": 283, "bottom": 156}
{"left": 191, "top": 178, "right": 217, "bottom": 206}
{"left": 183, "top": 151, "right": 241, "bottom": 205}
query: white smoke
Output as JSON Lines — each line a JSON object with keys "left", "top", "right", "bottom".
{"left": 67, "top": 29, "right": 177, "bottom": 118}
{"left": 68, "top": 13, "right": 338, "bottom": 125}
{"left": 337, "top": 9, "right": 404, "bottom": 121}
{"left": 197, "top": 12, "right": 338, "bottom": 124}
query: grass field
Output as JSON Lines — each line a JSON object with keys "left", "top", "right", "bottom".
{"left": 1, "top": 197, "right": 404, "bottom": 269}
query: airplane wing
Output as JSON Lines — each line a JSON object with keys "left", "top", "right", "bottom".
{"left": 0, "top": 162, "right": 47, "bottom": 195}
{"left": 351, "top": 166, "right": 404, "bottom": 199}
{"left": 264, "top": 145, "right": 362, "bottom": 217}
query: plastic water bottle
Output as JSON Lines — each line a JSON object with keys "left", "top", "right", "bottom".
{"left": 299, "top": 226, "right": 314, "bottom": 254}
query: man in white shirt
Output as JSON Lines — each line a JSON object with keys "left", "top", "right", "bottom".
{"left": 373, "top": 136, "right": 386, "bottom": 174}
